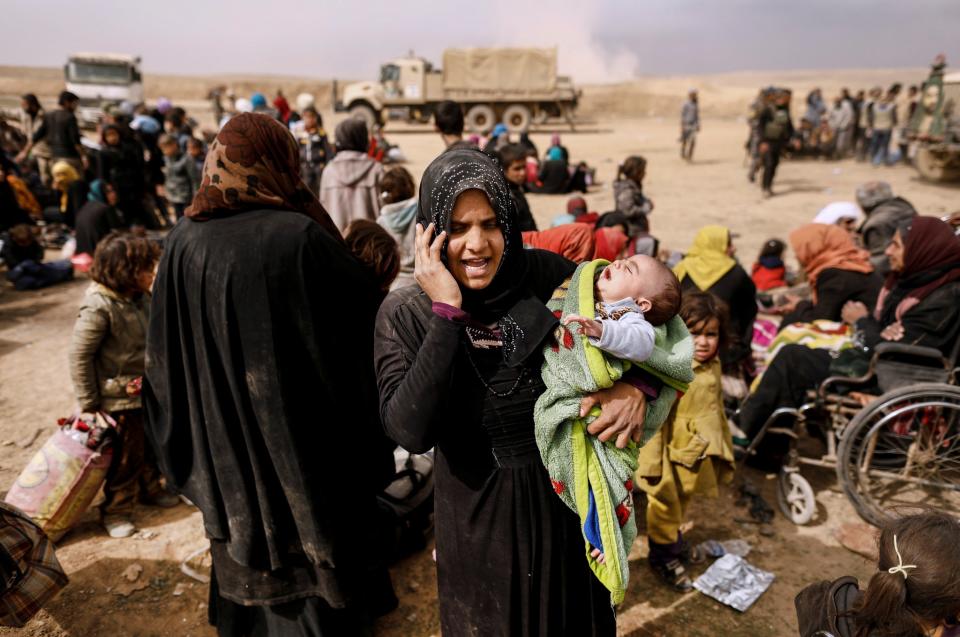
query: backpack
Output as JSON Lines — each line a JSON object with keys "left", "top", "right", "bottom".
{"left": 376, "top": 448, "right": 434, "bottom": 562}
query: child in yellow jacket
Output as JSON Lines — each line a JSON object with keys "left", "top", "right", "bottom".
{"left": 637, "top": 291, "right": 736, "bottom": 591}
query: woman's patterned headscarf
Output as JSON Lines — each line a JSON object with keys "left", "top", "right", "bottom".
{"left": 186, "top": 113, "right": 341, "bottom": 241}
{"left": 418, "top": 148, "right": 565, "bottom": 365}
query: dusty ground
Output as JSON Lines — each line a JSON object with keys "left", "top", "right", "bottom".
{"left": 2, "top": 102, "right": 959, "bottom": 636}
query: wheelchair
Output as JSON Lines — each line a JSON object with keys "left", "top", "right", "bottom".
{"left": 741, "top": 339, "right": 960, "bottom": 527}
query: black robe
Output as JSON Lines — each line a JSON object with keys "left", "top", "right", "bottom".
{"left": 74, "top": 200, "right": 122, "bottom": 255}
{"left": 780, "top": 268, "right": 883, "bottom": 328}
{"left": 143, "top": 209, "right": 395, "bottom": 613}
{"left": 375, "top": 250, "right": 617, "bottom": 636}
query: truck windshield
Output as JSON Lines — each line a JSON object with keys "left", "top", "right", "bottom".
{"left": 67, "top": 62, "right": 132, "bottom": 85}
{"left": 380, "top": 64, "right": 400, "bottom": 83}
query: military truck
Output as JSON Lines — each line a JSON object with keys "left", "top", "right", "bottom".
{"left": 907, "top": 56, "right": 960, "bottom": 182}
{"left": 334, "top": 48, "right": 580, "bottom": 133}
{"left": 65, "top": 52, "right": 144, "bottom": 128}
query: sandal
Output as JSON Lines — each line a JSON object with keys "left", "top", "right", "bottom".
{"left": 650, "top": 559, "right": 693, "bottom": 592}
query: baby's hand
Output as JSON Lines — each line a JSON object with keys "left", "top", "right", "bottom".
{"left": 590, "top": 547, "right": 606, "bottom": 564}
{"left": 562, "top": 315, "right": 603, "bottom": 339}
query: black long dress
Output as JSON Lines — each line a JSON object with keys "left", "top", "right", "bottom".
{"left": 780, "top": 268, "right": 883, "bottom": 328}
{"left": 144, "top": 209, "right": 396, "bottom": 634}
{"left": 375, "top": 272, "right": 616, "bottom": 636}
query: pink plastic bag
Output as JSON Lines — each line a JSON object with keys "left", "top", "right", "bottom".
{"left": 4, "top": 415, "right": 114, "bottom": 542}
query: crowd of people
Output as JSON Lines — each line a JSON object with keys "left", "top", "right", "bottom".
{"left": 737, "top": 81, "right": 921, "bottom": 197}
{"left": 3, "top": 85, "right": 960, "bottom": 637}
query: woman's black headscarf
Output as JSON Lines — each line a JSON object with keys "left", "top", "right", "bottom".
{"left": 417, "top": 148, "right": 572, "bottom": 365}
{"left": 335, "top": 118, "right": 369, "bottom": 152}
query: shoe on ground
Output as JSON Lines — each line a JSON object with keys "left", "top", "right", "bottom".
{"left": 146, "top": 492, "right": 181, "bottom": 508}
{"left": 651, "top": 559, "right": 694, "bottom": 592}
{"left": 680, "top": 540, "right": 706, "bottom": 565}
{"left": 104, "top": 515, "right": 136, "bottom": 538}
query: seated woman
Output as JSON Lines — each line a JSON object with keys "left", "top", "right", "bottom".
{"left": 778, "top": 223, "right": 882, "bottom": 328}
{"left": 740, "top": 216, "right": 960, "bottom": 469}
{"left": 674, "top": 226, "right": 757, "bottom": 365}
{"left": 531, "top": 147, "right": 570, "bottom": 194}
{"left": 74, "top": 180, "right": 124, "bottom": 257}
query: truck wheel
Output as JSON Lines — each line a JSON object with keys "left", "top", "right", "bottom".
{"left": 503, "top": 104, "right": 532, "bottom": 132}
{"left": 465, "top": 105, "right": 496, "bottom": 134}
{"left": 349, "top": 104, "right": 379, "bottom": 130}
{"left": 915, "top": 146, "right": 960, "bottom": 182}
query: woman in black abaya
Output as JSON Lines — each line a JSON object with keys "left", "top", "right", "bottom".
{"left": 374, "top": 148, "right": 650, "bottom": 635}
{"left": 144, "top": 113, "right": 395, "bottom": 636}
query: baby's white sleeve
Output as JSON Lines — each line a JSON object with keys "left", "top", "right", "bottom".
{"left": 589, "top": 312, "right": 655, "bottom": 363}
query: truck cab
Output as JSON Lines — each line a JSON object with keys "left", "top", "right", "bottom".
{"left": 339, "top": 56, "right": 441, "bottom": 127}
{"left": 64, "top": 53, "right": 144, "bottom": 128}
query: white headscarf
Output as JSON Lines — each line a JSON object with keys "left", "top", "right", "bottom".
{"left": 813, "top": 201, "right": 865, "bottom": 227}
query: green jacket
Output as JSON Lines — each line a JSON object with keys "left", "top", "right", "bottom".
{"left": 68, "top": 283, "right": 149, "bottom": 413}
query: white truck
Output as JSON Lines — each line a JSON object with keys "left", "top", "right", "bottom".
{"left": 334, "top": 47, "right": 580, "bottom": 133}
{"left": 64, "top": 52, "right": 144, "bottom": 128}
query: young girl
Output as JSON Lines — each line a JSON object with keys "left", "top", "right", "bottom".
{"left": 637, "top": 291, "right": 736, "bottom": 591}
{"left": 796, "top": 511, "right": 960, "bottom": 637}
{"left": 68, "top": 231, "right": 176, "bottom": 538}
{"left": 344, "top": 219, "right": 400, "bottom": 296}
{"left": 751, "top": 238, "right": 788, "bottom": 291}
{"left": 613, "top": 155, "right": 654, "bottom": 235}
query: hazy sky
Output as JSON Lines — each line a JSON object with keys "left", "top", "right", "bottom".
{"left": 3, "top": 0, "right": 958, "bottom": 81}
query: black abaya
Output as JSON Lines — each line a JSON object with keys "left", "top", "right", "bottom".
{"left": 375, "top": 279, "right": 616, "bottom": 636}
{"left": 144, "top": 209, "right": 395, "bottom": 625}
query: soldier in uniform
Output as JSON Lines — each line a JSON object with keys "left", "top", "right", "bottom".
{"left": 756, "top": 89, "right": 795, "bottom": 197}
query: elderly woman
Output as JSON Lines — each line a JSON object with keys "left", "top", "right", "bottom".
{"left": 740, "top": 216, "right": 960, "bottom": 469}
{"left": 375, "top": 149, "right": 649, "bottom": 635}
{"left": 778, "top": 223, "right": 882, "bottom": 327}
{"left": 674, "top": 225, "right": 757, "bottom": 364}
{"left": 320, "top": 117, "right": 383, "bottom": 231}
{"left": 144, "top": 113, "right": 396, "bottom": 635}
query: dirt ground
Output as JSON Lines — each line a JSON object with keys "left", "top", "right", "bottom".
{"left": 2, "top": 112, "right": 959, "bottom": 636}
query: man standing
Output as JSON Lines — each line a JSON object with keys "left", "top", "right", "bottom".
{"left": 17, "top": 94, "right": 52, "bottom": 185}
{"left": 16, "top": 91, "right": 87, "bottom": 174}
{"left": 680, "top": 89, "right": 700, "bottom": 160}
{"left": 757, "top": 89, "right": 794, "bottom": 197}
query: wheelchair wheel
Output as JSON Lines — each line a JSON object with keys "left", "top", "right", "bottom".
{"left": 837, "top": 383, "right": 960, "bottom": 527}
{"left": 777, "top": 470, "right": 816, "bottom": 524}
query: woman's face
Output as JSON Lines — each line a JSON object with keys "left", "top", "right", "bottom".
{"left": 446, "top": 189, "right": 504, "bottom": 290}
{"left": 725, "top": 238, "right": 737, "bottom": 257}
{"left": 690, "top": 317, "right": 721, "bottom": 363}
{"left": 105, "top": 185, "right": 119, "bottom": 206}
{"left": 885, "top": 230, "right": 905, "bottom": 272}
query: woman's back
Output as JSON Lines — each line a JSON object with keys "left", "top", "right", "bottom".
{"left": 146, "top": 209, "right": 394, "bottom": 573}
{"left": 320, "top": 150, "right": 384, "bottom": 231}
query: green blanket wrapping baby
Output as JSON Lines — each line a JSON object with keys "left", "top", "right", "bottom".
{"left": 534, "top": 259, "right": 694, "bottom": 604}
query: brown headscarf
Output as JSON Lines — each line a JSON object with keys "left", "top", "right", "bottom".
{"left": 789, "top": 223, "right": 873, "bottom": 302}
{"left": 186, "top": 113, "right": 341, "bottom": 240}
{"left": 874, "top": 216, "right": 960, "bottom": 322}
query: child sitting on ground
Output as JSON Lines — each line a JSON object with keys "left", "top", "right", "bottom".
{"left": 535, "top": 255, "right": 693, "bottom": 603}
{"left": 613, "top": 155, "right": 654, "bottom": 235}
{"left": 637, "top": 291, "right": 735, "bottom": 592}
{"left": 751, "top": 238, "right": 788, "bottom": 291}
{"left": 344, "top": 219, "right": 400, "bottom": 297}
{"left": 795, "top": 511, "right": 960, "bottom": 637}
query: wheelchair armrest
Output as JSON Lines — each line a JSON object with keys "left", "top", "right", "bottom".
{"left": 874, "top": 342, "right": 947, "bottom": 365}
